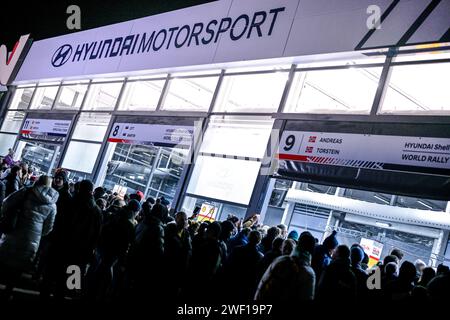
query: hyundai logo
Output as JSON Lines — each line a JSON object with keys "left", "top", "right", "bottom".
{"left": 51, "top": 44, "right": 73, "bottom": 67}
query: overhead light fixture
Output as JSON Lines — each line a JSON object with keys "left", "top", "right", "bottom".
{"left": 375, "top": 221, "right": 391, "bottom": 228}
{"left": 373, "top": 195, "right": 390, "bottom": 204}
{"left": 417, "top": 200, "right": 433, "bottom": 210}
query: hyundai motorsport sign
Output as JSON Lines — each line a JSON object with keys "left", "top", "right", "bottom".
{"left": 15, "top": 0, "right": 450, "bottom": 82}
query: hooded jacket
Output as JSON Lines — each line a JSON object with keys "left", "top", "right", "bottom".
{"left": 255, "top": 248, "right": 316, "bottom": 301}
{"left": 0, "top": 185, "right": 58, "bottom": 271}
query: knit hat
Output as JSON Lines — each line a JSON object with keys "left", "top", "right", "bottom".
{"left": 128, "top": 199, "right": 142, "bottom": 213}
{"left": 54, "top": 168, "right": 69, "bottom": 184}
{"left": 136, "top": 191, "right": 144, "bottom": 201}
{"left": 351, "top": 246, "right": 365, "bottom": 264}
{"left": 298, "top": 231, "right": 316, "bottom": 255}
{"left": 287, "top": 230, "right": 299, "bottom": 242}
{"left": 160, "top": 196, "right": 170, "bottom": 207}
{"left": 323, "top": 230, "right": 339, "bottom": 250}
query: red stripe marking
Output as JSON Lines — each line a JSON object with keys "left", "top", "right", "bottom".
{"left": 21, "top": 130, "right": 32, "bottom": 134}
{"left": 108, "top": 138, "right": 126, "bottom": 143}
{"left": 277, "top": 154, "right": 309, "bottom": 162}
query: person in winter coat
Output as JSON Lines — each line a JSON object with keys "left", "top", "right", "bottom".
{"left": 164, "top": 211, "right": 192, "bottom": 299}
{"left": 4, "top": 165, "right": 21, "bottom": 197}
{"left": 255, "top": 231, "right": 316, "bottom": 301}
{"left": 312, "top": 230, "right": 339, "bottom": 283}
{"left": 51, "top": 179, "right": 102, "bottom": 299}
{"left": 2, "top": 148, "right": 16, "bottom": 168}
{"left": 223, "top": 230, "right": 263, "bottom": 301}
{"left": 88, "top": 199, "right": 141, "bottom": 301}
{"left": 227, "top": 227, "right": 251, "bottom": 254}
{"left": 34, "top": 168, "right": 73, "bottom": 280}
{"left": 427, "top": 268, "right": 450, "bottom": 301}
{"left": 185, "top": 221, "right": 224, "bottom": 301}
{"left": 127, "top": 202, "right": 166, "bottom": 300}
{"left": 350, "top": 245, "right": 369, "bottom": 300}
{"left": 0, "top": 175, "right": 58, "bottom": 300}
{"left": 219, "top": 220, "right": 235, "bottom": 258}
{"left": 258, "top": 226, "right": 281, "bottom": 255}
{"left": 317, "top": 245, "right": 357, "bottom": 301}
{"left": 384, "top": 260, "right": 416, "bottom": 301}
{"left": 256, "top": 237, "right": 283, "bottom": 282}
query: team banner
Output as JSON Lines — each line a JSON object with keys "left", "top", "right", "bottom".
{"left": 107, "top": 122, "right": 194, "bottom": 148}
{"left": 277, "top": 131, "right": 450, "bottom": 176}
{"left": 20, "top": 118, "right": 72, "bottom": 143}
{"left": 15, "top": 0, "right": 450, "bottom": 83}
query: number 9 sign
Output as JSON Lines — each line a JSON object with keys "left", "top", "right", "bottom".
{"left": 280, "top": 131, "right": 300, "bottom": 154}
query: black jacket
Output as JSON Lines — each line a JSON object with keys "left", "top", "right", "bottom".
{"left": 61, "top": 194, "right": 102, "bottom": 266}
{"left": 5, "top": 174, "right": 20, "bottom": 198}
{"left": 317, "top": 258, "right": 357, "bottom": 301}
{"left": 128, "top": 215, "right": 165, "bottom": 280}
{"left": 0, "top": 185, "right": 58, "bottom": 271}
{"left": 97, "top": 208, "right": 135, "bottom": 264}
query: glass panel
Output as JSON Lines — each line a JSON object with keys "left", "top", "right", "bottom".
{"left": 30, "top": 86, "right": 59, "bottom": 110}
{"left": 172, "top": 69, "right": 221, "bottom": 77}
{"left": 54, "top": 84, "right": 88, "bottom": 110}
{"left": 343, "top": 189, "right": 392, "bottom": 205}
{"left": 285, "top": 67, "right": 382, "bottom": 114}
{"left": 299, "top": 183, "right": 337, "bottom": 194}
{"left": 215, "top": 72, "right": 288, "bottom": 112}
{"left": 393, "top": 50, "right": 450, "bottom": 63}
{"left": 0, "top": 133, "right": 16, "bottom": 156}
{"left": 118, "top": 80, "right": 163, "bottom": 111}
{"left": 268, "top": 178, "right": 294, "bottom": 208}
{"left": 200, "top": 116, "right": 274, "bottom": 158}
{"left": 66, "top": 171, "right": 92, "bottom": 183}
{"left": 15, "top": 141, "right": 60, "bottom": 176}
{"left": 9, "top": 87, "right": 35, "bottom": 110}
{"left": 225, "top": 65, "right": 291, "bottom": 73}
{"left": 162, "top": 76, "right": 218, "bottom": 112}
{"left": 83, "top": 82, "right": 122, "bottom": 110}
{"left": 295, "top": 53, "right": 386, "bottom": 68}
{"left": 395, "top": 195, "right": 447, "bottom": 212}
{"left": 0, "top": 111, "right": 25, "bottom": 133}
{"left": 72, "top": 113, "right": 111, "bottom": 142}
{"left": 380, "top": 62, "right": 450, "bottom": 114}
{"left": 186, "top": 155, "right": 261, "bottom": 205}
{"left": 100, "top": 143, "right": 188, "bottom": 206}
{"left": 62, "top": 141, "right": 101, "bottom": 173}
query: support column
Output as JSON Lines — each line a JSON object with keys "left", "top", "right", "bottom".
{"left": 430, "top": 230, "right": 447, "bottom": 267}
{"left": 259, "top": 178, "right": 275, "bottom": 225}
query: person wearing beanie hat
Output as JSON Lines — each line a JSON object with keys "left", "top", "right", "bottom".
{"left": 317, "top": 244, "right": 357, "bottom": 301}
{"left": 255, "top": 231, "right": 316, "bottom": 301}
{"left": 135, "top": 191, "right": 144, "bottom": 202}
{"left": 159, "top": 196, "right": 170, "bottom": 208}
{"left": 91, "top": 196, "right": 140, "bottom": 299}
{"left": 322, "top": 230, "right": 339, "bottom": 251}
{"left": 53, "top": 168, "right": 69, "bottom": 189}
{"left": 127, "top": 199, "right": 142, "bottom": 216}
{"left": 350, "top": 246, "right": 369, "bottom": 299}
{"left": 311, "top": 230, "right": 339, "bottom": 283}
{"left": 287, "top": 230, "right": 299, "bottom": 242}
{"left": 93, "top": 186, "right": 107, "bottom": 200}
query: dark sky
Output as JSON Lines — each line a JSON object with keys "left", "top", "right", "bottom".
{"left": 1, "top": 0, "right": 214, "bottom": 48}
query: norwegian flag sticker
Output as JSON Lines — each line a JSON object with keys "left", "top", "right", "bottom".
{"left": 305, "top": 146, "right": 314, "bottom": 153}
{"left": 308, "top": 136, "right": 316, "bottom": 143}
